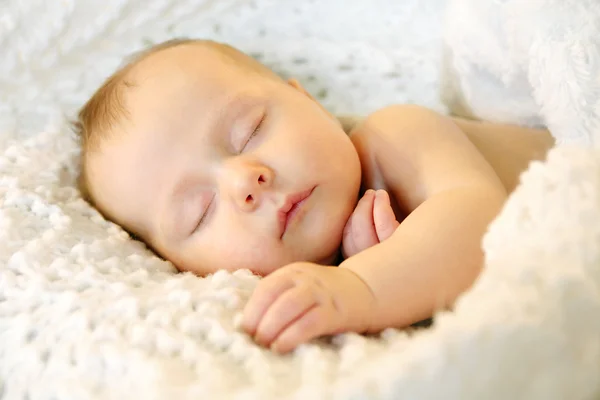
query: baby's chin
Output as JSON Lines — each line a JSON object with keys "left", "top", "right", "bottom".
{"left": 302, "top": 222, "right": 346, "bottom": 265}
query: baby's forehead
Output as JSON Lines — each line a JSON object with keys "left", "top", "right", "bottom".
{"left": 125, "top": 50, "right": 244, "bottom": 112}
{"left": 129, "top": 43, "right": 234, "bottom": 84}
{"left": 128, "top": 42, "right": 277, "bottom": 96}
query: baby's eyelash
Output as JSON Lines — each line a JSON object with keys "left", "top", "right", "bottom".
{"left": 193, "top": 196, "right": 214, "bottom": 233}
{"left": 241, "top": 114, "right": 265, "bottom": 152}
{"left": 252, "top": 115, "right": 265, "bottom": 136}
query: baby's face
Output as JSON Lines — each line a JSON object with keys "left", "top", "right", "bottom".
{"left": 87, "top": 44, "right": 361, "bottom": 276}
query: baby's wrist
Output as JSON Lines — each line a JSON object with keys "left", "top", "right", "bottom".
{"left": 337, "top": 263, "right": 377, "bottom": 333}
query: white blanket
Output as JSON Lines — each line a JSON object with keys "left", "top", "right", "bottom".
{"left": 1, "top": 0, "right": 600, "bottom": 399}
{"left": 442, "top": 0, "right": 600, "bottom": 146}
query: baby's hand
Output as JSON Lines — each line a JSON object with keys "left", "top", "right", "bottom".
{"left": 242, "top": 262, "right": 374, "bottom": 353}
{"left": 342, "top": 189, "right": 400, "bottom": 259}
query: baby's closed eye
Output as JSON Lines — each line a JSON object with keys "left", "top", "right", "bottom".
{"left": 191, "top": 193, "right": 215, "bottom": 234}
{"left": 231, "top": 108, "right": 266, "bottom": 153}
{"left": 241, "top": 113, "right": 265, "bottom": 152}
{"left": 174, "top": 189, "right": 214, "bottom": 237}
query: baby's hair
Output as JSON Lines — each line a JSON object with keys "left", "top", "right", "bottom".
{"left": 73, "top": 38, "right": 200, "bottom": 204}
{"left": 76, "top": 39, "right": 196, "bottom": 145}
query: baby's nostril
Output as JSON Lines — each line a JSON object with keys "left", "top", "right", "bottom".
{"left": 258, "top": 174, "right": 265, "bottom": 183}
{"left": 246, "top": 195, "right": 253, "bottom": 203}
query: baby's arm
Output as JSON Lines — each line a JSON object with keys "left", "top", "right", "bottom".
{"left": 242, "top": 105, "right": 507, "bottom": 352}
{"left": 342, "top": 105, "right": 507, "bottom": 330}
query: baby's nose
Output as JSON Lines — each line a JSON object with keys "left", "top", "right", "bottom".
{"left": 226, "top": 160, "right": 274, "bottom": 212}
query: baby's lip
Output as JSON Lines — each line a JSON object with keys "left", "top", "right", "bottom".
{"left": 277, "top": 186, "right": 315, "bottom": 239}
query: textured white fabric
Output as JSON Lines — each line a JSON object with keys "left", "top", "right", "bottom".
{"left": 442, "top": 0, "right": 600, "bottom": 146}
{"left": 1, "top": 0, "right": 600, "bottom": 399}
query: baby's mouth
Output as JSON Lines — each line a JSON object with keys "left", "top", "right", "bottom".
{"left": 278, "top": 186, "right": 315, "bottom": 239}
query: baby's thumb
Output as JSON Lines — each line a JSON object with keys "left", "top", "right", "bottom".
{"left": 373, "top": 190, "right": 399, "bottom": 242}
{"left": 342, "top": 190, "right": 378, "bottom": 258}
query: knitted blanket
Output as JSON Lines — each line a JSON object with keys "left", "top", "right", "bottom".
{"left": 1, "top": 0, "right": 599, "bottom": 399}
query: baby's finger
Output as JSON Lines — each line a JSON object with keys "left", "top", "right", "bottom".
{"left": 341, "top": 214, "right": 356, "bottom": 258}
{"left": 343, "top": 190, "right": 378, "bottom": 257}
{"left": 254, "top": 285, "right": 318, "bottom": 347}
{"left": 373, "top": 190, "right": 400, "bottom": 242}
{"left": 270, "top": 306, "right": 334, "bottom": 354}
{"left": 242, "top": 275, "right": 296, "bottom": 336}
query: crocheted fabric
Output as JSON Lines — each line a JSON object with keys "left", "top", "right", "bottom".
{"left": 1, "top": 0, "right": 599, "bottom": 398}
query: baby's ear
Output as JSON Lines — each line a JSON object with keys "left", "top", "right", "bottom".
{"left": 287, "top": 78, "right": 338, "bottom": 122}
{"left": 287, "top": 78, "right": 313, "bottom": 98}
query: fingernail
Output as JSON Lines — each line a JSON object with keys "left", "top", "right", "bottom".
{"left": 270, "top": 342, "right": 281, "bottom": 353}
{"left": 256, "top": 337, "right": 268, "bottom": 348}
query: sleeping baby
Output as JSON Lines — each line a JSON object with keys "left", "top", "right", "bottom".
{"left": 75, "top": 39, "right": 555, "bottom": 353}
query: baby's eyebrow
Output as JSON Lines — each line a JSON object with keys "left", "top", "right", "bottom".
{"left": 219, "top": 92, "right": 263, "bottom": 123}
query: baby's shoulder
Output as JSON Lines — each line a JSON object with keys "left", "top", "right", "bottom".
{"left": 347, "top": 104, "right": 452, "bottom": 206}
{"left": 349, "top": 104, "right": 504, "bottom": 211}
{"left": 348, "top": 104, "right": 451, "bottom": 160}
